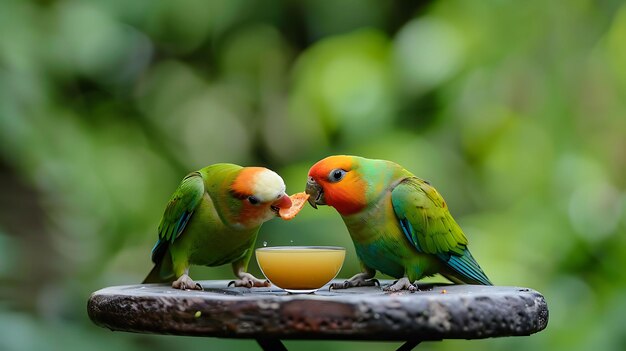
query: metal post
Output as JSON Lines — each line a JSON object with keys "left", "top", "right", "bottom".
{"left": 256, "top": 338, "right": 288, "bottom": 351}
{"left": 396, "top": 339, "right": 421, "bottom": 351}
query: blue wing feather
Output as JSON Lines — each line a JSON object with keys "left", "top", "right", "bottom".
{"left": 151, "top": 172, "right": 204, "bottom": 264}
{"left": 150, "top": 239, "right": 168, "bottom": 264}
{"left": 399, "top": 218, "right": 421, "bottom": 251}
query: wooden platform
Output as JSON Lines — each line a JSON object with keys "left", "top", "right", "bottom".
{"left": 88, "top": 280, "right": 548, "bottom": 347}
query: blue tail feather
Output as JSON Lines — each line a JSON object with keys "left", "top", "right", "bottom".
{"left": 444, "top": 250, "right": 492, "bottom": 285}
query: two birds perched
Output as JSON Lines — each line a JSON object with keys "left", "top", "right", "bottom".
{"left": 144, "top": 156, "right": 491, "bottom": 291}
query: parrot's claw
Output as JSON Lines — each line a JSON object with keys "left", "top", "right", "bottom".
{"left": 383, "top": 277, "right": 417, "bottom": 292}
{"left": 329, "top": 278, "right": 380, "bottom": 290}
{"left": 172, "top": 274, "right": 203, "bottom": 291}
{"left": 228, "top": 273, "right": 270, "bottom": 288}
{"left": 329, "top": 281, "right": 348, "bottom": 290}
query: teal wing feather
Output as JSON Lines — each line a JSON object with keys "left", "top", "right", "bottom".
{"left": 151, "top": 171, "right": 205, "bottom": 263}
{"left": 391, "top": 177, "right": 492, "bottom": 285}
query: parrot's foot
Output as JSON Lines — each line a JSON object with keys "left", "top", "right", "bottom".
{"left": 330, "top": 278, "right": 380, "bottom": 290}
{"left": 383, "top": 277, "right": 417, "bottom": 292}
{"left": 228, "top": 272, "right": 270, "bottom": 288}
{"left": 172, "top": 274, "right": 203, "bottom": 290}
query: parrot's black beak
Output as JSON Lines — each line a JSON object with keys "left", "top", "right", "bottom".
{"left": 305, "top": 177, "right": 325, "bottom": 209}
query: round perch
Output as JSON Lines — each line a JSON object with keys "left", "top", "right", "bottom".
{"left": 88, "top": 280, "right": 548, "bottom": 341}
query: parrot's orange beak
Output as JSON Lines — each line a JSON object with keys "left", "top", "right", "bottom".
{"left": 271, "top": 193, "right": 292, "bottom": 212}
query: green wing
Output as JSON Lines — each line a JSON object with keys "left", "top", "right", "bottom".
{"left": 391, "top": 177, "right": 492, "bottom": 285}
{"left": 151, "top": 172, "right": 205, "bottom": 263}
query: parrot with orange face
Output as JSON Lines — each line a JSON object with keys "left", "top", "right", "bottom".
{"left": 143, "top": 163, "right": 293, "bottom": 290}
{"left": 305, "top": 155, "right": 492, "bottom": 291}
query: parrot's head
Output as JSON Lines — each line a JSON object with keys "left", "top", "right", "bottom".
{"left": 305, "top": 155, "right": 407, "bottom": 216}
{"left": 305, "top": 155, "right": 370, "bottom": 216}
{"left": 229, "top": 167, "right": 292, "bottom": 228}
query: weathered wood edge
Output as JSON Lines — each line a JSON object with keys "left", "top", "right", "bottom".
{"left": 87, "top": 280, "right": 548, "bottom": 341}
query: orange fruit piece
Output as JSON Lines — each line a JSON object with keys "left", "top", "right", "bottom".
{"left": 279, "top": 192, "right": 310, "bottom": 220}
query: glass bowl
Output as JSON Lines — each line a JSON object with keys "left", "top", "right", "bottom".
{"left": 255, "top": 246, "right": 346, "bottom": 294}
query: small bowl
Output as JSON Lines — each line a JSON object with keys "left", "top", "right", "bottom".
{"left": 256, "top": 246, "right": 346, "bottom": 294}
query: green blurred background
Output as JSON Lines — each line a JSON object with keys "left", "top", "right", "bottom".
{"left": 1, "top": 0, "right": 626, "bottom": 350}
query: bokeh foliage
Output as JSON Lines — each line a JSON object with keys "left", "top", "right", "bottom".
{"left": 1, "top": 0, "right": 625, "bottom": 350}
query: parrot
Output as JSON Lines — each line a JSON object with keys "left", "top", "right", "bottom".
{"left": 143, "top": 163, "right": 293, "bottom": 290}
{"left": 305, "top": 155, "right": 492, "bottom": 291}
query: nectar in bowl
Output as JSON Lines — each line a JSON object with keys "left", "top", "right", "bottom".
{"left": 255, "top": 246, "right": 345, "bottom": 293}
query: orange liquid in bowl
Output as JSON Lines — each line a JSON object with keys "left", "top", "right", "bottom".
{"left": 256, "top": 246, "right": 345, "bottom": 293}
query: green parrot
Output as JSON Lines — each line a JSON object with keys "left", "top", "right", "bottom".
{"left": 143, "top": 163, "right": 293, "bottom": 290}
{"left": 305, "top": 155, "right": 492, "bottom": 291}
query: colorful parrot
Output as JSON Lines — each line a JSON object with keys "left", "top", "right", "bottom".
{"left": 305, "top": 155, "right": 492, "bottom": 291}
{"left": 143, "top": 163, "right": 293, "bottom": 290}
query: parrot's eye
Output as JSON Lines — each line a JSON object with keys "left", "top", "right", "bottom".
{"left": 328, "top": 169, "right": 346, "bottom": 182}
{"left": 247, "top": 196, "right": 260, "bottom": 205}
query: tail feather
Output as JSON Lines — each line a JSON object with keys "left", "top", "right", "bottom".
{"left": 142, "top": 240, "right": 174, "bottom": 284}
{"left": 151, "top": 239, "right": 168, "bottom": 264}
{"left": 143, "top": 261, "right": 167, "bottom": 284}
{"left": 444, "top": 249, "right": 492, "bottom": 285}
